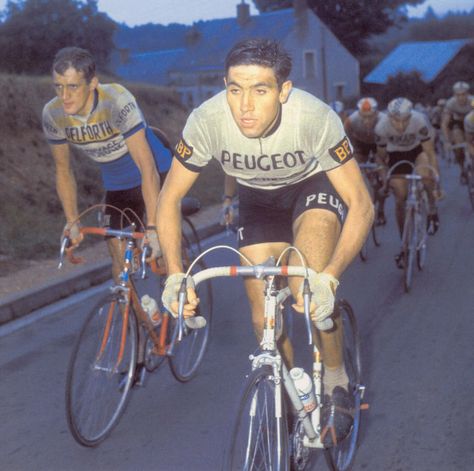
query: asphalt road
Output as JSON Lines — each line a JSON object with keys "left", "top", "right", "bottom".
{"left": 1, "top": 158, "right": 474, "bottom": 471}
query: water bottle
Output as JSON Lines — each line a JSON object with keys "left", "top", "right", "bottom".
{"left": 290, "top": 367, "right": 317, "bottom": 412}
{"left": 141, "top": 294, "right": 161, "bottom": 326}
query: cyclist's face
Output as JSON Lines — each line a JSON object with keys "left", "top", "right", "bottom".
{"left": 225, "top": 65, "right": 292, "bottom": 138}
{"left": 454, "top": 91, "right": 469, "bottom": 106}
{"left": 53, "top": 67, "right": 98, "bottom": 116}
{"left": 360, "top": 112, "right": 377, "bottom": 128}
{"left": 389, "top": 115, "right": 411, "bottom": 133}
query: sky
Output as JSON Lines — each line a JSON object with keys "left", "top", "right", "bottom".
{"left": 0, "top": 0, "right": 472, "bottom": 26}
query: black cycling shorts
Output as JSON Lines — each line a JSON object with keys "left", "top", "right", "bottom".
{"left": 387, "top": 144, "right": 423, "bottom": 175}
{"left": 352, "top": 138, "right": 376, "bottom": 163}
{"left": 448, "top": 119, "right": 464, "bottom": 132}
{"left": 103, "top": 171, "right": 168, "bottom": 231}
{"left": 237, "top": 171, "right": 347, "bottom": 248}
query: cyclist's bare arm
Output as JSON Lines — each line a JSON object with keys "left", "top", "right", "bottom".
{"left": 157, "top": 158, "right": 200, "bottom": 274}
{"left": 421, "top": 138, "right": 440, "bottom": 176}
{"left": 324, "top": 159, "right": 374, "bottom": 279}
{"left": 441, "top": 110, "right": 451, "bottom": 142}
{"left": 51, "top": 143, "right": 80, "bottom": 228}
{"left": 125, "top": 128, "right": 161, "bottom": 227}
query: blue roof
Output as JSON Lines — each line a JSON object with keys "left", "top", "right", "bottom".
{"left": 169, "top": 9, "right": 295, "bottom": 74}
{"left": 116, "top": 49, "right": 185, "bottom": 84}
{"left": 117, "top": 8, "right": 296, "bottom": 82}
{"left": 364, "top": 39, "right": 472, "bottom": 84}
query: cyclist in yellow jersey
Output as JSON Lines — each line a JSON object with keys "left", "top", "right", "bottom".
{"left": 42, "top": 47, "right": 172, "bottom": 281}
{"left": 157, "top": 39, "right": 374, "bottom": 446}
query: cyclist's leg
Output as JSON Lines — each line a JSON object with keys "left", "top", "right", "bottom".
{"left": 237, "top": 184, "right": 296, "bottom": 367}
{"left": 104, "top": 186, "right": 145, "bottom": 282}
{"left": 452, "top": 127, "right": 466, "bottom": 179}
{"left": 415, "top": 152, "right": 439, "bottom": 234}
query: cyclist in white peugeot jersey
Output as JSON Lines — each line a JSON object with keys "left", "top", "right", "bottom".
{"left": 157, "top": 38, "right": 374, "bottom": 446}
{"left": 375, "top": 97, "right": 440, "bottom": 267}
{"left": 42, "top": 47, "right": 172, "bottom": 281}
{"left": 345, "top": 97, "right": 387, "bottom": 225}
{"left": 441, "top": 81, "right": 474, "bottom": 183}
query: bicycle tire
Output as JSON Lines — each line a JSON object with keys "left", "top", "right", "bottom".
{"left": 168, "top": 233, "right": 213, "bottom": 382}
{"left": 65, "top": 292, "right": 137, "bottom": 447}
{"left": 226, "top": 366, "right": 290, "bottom": 471}
{"left": 416, "top": 193, "right": 428, "bottom": 271}
{"left": 324, "top": 300, "right": 362, "bottom": 471}
{"left": 466, "top": 166, "right": 474, "bottom": 211}
{"left": 402, "top": 209, "right": 415, "bottom": 293}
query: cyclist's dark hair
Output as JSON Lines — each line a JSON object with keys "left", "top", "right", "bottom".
{"left": 52, "top": 47, "right": 96, "bottom": 83}
{"left": 224, "top": 38, "right": 292, "bottom": 87}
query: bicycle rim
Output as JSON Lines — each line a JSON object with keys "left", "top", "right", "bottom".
{"left": 226, "top": 366, "right": 289, "bottom": 471}
{"left": 416, "top": 197, "right": 428, "bottom": 271}
{"left": 467, "top": 168, "right": 474, "bottom": 211}
{"left": 403, "top": 211, "right": 415, "bottom": 292}
{"left": 65, "top": 294, "right": 137, "bottom": 447}
{"left": 169, "top": 245, "right": 213, "bottom": 382}
{"left": 324, "top": 300, "right": 362, "bottom": 471}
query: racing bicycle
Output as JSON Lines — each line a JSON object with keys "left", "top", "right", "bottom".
{"left": 178, "top": 246, "right": 367, "bottom": 470}
{"left": 59, "top": 203, "right": 213, "bottom": 447}
{"left": 451, "top": 143, "right": 474, "bottom": 210}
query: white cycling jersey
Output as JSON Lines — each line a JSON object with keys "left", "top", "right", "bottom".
{"left": 443, "top": 95, "right": 474, "bottom": 122}
{"left": 174, "top": 88, "right": 352, "bottom": 190}
{"left": 375, "top": 110, "right": 433, "bottom": 153}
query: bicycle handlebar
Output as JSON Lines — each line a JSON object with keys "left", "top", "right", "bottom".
{"left": 185, "top": 263, "right": 319, "bottom": 344}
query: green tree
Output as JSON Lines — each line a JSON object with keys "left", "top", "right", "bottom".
{"left": 382, "top": 71, "right": 430, "bottom": 104}
{"left": 0, "top": 0, "right": 116, "bottom": 74}
{"left": 252, "top": 0, "right": 424, "bottom": 55}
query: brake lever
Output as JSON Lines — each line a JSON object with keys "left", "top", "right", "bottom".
{"left": 58, "top": 237, "right": 71, "bottom": 269}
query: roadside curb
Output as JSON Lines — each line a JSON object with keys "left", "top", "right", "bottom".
{"left": 0, "top": 216, "right": 223, "bottom": 325}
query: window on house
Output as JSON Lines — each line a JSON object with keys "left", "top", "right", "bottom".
{"left": 303, "top": 51, "right": 316, "bottom": 78}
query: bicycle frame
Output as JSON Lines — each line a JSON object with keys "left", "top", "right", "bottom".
{"left": 190, "top": 260, "right": 331, "bottom": 449}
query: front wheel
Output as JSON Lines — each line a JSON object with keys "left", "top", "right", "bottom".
{"left": 226, "top": 366, "right": 290, "bottom": 471}
{"left": 65, "top": 293, "right": 137, "bottom": 447}
{"left": 402, "top": 209, "right": 416, "bottom": 292}
{"left": 324, "top": 300, "right": 363, "bottom": 471}
{"left": 168, "top": 235, "right": 213, "bottom": 382}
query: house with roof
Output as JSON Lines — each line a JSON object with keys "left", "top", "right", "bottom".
{"left": 115, "top": 0, "right": 360, "bottom": 108}
{"left": 364, "top": 39, "right": 474, "bottom": 94}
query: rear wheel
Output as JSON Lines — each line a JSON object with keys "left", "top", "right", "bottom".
{"left": 416, "top": 194, "right": 428, "bottom": 271}
{"left": 324, "top": 300, "right": 363, "bottom": 471}
{"left": 65, "top": 293, "right": 137, "bottom": 447}
{"left": 402, "top": 209, "right": 416, "bottom": 292}
{"left": 226, "top": 366, "right": 290, "bottom": 470}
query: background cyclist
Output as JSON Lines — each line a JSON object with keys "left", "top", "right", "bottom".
{"left": 157, "top": 38, "right": 374, "bottom": 446}
{"left": 42, "top": 47, "right": 172, "bottom": 281}
{"left": 464, "top": 108, "right": 474, "bottom": 160}
{"left": 441, "top": 81, "right": 474, "bottom": 183}
{"left": 344, "top": 97, "right": 387, "bottom": 225}
{"left": 375, "top": 97, "right": 440, "bottom": 268}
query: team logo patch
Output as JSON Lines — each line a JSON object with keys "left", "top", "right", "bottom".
{"left": 175, "top": 138, "right": 193, "bottom": 161}
{"left": 329, "top": 137, "right": 352, "bottom": 163}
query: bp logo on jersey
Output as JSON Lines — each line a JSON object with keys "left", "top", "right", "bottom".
{"left": 175, "top": 138, "right": 193, "bottom": 161}
{"left": 329, "top": 137, "right": 352, "bottom": 163}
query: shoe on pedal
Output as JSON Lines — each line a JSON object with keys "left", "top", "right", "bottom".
{"left": 320, "top": 386, "right": 355, "bottom": 448}
{"left": 394, "top": 251, "right": 405, "bottom": 269}
{"left": 426, "top": 213, "right": 439, "bottom": 235}
{"left": 375, "top": 212, "right": 386, "bottom": 226}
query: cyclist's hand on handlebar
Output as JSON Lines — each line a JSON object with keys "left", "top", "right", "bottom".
{"left": 62, "top": 221, "right": 83, "bottom": 247}
{"left": 144, "top": 228, "right": 161, "bottom": 262}
{"left": 162, "top": 272, "right": 199, "bottom": 318}
{"left": 293, "top": 272, "right": 339, "bottom": 331}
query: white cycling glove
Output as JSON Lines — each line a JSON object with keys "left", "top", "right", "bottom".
{"left": 144, "top": 228, "right": 161, "bottom": 260}
{"left": 162, "top": 273, "right": 206, "bottom": 329}
{"left": 62, "top": 221, "right": 82, "bottom": 246}
{"left": 300, "top": 272, "right": 339, "bottom": 331}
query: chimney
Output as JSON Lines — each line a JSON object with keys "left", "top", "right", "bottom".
{"left": 237, "top": 1, "right": 250, "bottom": 27}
